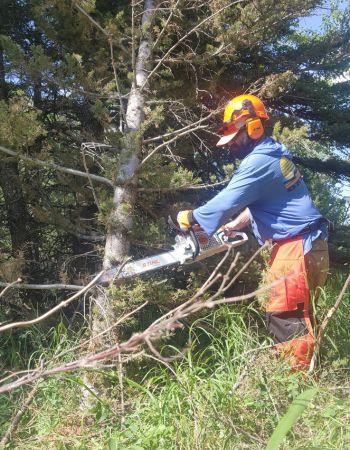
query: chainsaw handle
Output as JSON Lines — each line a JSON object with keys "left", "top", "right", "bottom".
{"left": 217, "top": 231, "right": 248, "bottom": 247}
{"left": 189, "top": 228, "right": 200, "bottom": 258}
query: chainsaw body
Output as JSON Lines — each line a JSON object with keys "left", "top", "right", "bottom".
{"left": 100, "top": 227, "right": 248, "bottom": 285}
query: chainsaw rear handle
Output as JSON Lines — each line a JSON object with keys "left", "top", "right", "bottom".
{"left": 216, "top": 230, "right": 248, "bottom": 247}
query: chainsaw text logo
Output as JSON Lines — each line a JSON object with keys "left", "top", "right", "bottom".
{"left": 142, "top": 259, "right": 161, "bottom": 268}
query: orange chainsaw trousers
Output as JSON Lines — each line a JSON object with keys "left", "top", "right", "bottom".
{"left": 265, "top": 236, "right": 329, "bottom": 369}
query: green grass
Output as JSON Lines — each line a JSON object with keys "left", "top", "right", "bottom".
{"left": 0, "top": 270, "right": 349, "bottom": 449}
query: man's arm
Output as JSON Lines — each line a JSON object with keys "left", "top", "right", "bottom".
{"left": 223, "top": 208, "right": 251, "bottom": 236}
{"left": 192, "top": 156, "right": 269, "bottom": 235}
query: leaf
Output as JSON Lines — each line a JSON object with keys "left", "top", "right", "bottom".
{"left": 108, "top": 438, "right": 118, "bottom": 450}
{"left": 124, "top": 376, "right": 155, "bottom": 400}
{"left": 265, "top": 388, "right": 318, "bottom": 450}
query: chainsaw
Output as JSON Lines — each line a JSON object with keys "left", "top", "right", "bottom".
{"left": 100, "top": 218, "right": 248, "bottom": 285}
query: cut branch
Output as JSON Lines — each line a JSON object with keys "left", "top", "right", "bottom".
{"left": 0, "top": 248, "right": 286, "bottom": 394}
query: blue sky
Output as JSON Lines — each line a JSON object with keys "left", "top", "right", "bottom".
{"left": 299, "top": 0, "right": 348, "bottom": 31}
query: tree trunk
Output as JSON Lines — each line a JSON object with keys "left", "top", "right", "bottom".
{"left": 89, "top": 0, "right": 155, "bottom": 344}
{"left": 0, "top": 48, "right": 32, "bottom": 262}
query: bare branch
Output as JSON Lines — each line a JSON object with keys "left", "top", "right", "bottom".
{"left": 0, "top": 275, "right": 284, "bottom": 394}
{"left": 142, "top": 110, "right": 216, "bottom": 144}
{"left": 0, "top": 282, "right": 85, "bottom": 291}
{"left": 73, "top": 1, "right": 109, "bottom": 36}
{"left": 141, "top": 0, "right": 246, "bottom": 90}
{"left": 139, "top": 124, "right": 208, "bottom": 167}
{"left": 0, "top": 278, "right": 22, "bottom": 299}
{"left": 0, "top": 145, "right": 114, "bottom": 188}
{"left": 137, "top": 180, "right": 228, "bottom": 193}
{"left": 0, "top": 384, "right": 39, "bottom": 447}
{"left": 0, "top": 246, "right": 287, "bottom": 393}
{"left": 81, "top": 144, "right": 102, "bottom": 213}
{"left": 55, "top": 301, "right": 149, "bottom": 361}
{"left": 222, "top": 241, "right": 269, "bottom": 293}
{"left": 309, "top": 273, "right": 350, "bottom": 373}
{"left": 0, "top": 271, "right": 104, "bottom": 333}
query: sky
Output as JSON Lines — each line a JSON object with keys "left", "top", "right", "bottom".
{"left": 299, "top": 1, "right": 348, "bottom": 31}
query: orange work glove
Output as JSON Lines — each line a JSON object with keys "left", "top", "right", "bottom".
{"left": 176, "top": 210, "right": 194, "bottom": 231}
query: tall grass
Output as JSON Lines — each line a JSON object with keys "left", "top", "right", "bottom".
{"left": 1, "top": 270, "right": 349, "bottom": 449}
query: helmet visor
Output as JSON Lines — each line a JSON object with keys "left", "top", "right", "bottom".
{"left": 216, "top": 122, "right": 239, "bottom": 147}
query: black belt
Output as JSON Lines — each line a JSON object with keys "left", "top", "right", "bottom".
{"left": 299, "top": 218, "right": 329, "bottom": 235}
{"left": 272, "top": 218, "right": 329, "bottom": 244}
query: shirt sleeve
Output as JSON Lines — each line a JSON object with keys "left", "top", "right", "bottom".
{"left": 193, "top": 155, "right": 272, "bottom": 235}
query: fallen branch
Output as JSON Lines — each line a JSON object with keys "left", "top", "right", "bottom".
{"left": 0, "top": 282, "right": 85, "bottom": 291}
{"left": 0, "top": 384, "right": 39, "bottom": 448}
{"left": 0, "top": 248, "right": 286, "bottom": 393}
{"left": 309, "top": 273, "right": 350, "bottom": 373}
{"left": 0, "top": 271, "right": 104, "bottom": 333}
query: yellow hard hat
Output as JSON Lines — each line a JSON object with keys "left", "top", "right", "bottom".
{"left": 217, "top": 94, "right": 269, "bottom": 146}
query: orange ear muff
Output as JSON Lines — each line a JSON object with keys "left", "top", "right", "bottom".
{"left": 246, "top": 118, "right": 264, "bottom": 140}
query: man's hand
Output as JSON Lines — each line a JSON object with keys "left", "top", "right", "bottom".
{"left": 223, "top": 208, "right": 251, "bottom": 237}
{"left": 222, "top": 222, "right": 238, "bottom": 238}
{"left": 177, "top": 210, "right": 194, "bottom": 231}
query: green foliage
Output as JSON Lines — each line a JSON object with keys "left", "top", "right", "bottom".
{"left": 1, "top": 273, "right": 350, "bottom": 449}
{"left": 1, "top": 1, "right": 350, "bottom": 447}
{"left": 272, "top": 121, "right": 309, "bottom": 151}
{"left": 271, "top": 122, "right": 348, "bottom": 226}
{"left": 139, "top": 156, "right": 201, "bottom": 189}
{"left": 0, "top": 95, "right": 45, "bottom": 148}
{"left": 265, "top": 388, "right": 318, "bottom": 450}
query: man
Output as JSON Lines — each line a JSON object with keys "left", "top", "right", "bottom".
{"left": 177, "top": 94, "right": 329, "bottom": 369}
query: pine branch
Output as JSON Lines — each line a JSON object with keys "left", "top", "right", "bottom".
{"left": 141, "top": 0, "right": 246, "bottom": 91}
{"left": 294, "top": 156, "right": 350, "bottom": 179}
{"left": 0, "top": 145, "right": 114, "bottom": 188}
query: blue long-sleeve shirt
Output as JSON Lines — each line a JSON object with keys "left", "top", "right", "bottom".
{"left": 193, "top": 137, "right": 327, "bottom": 253}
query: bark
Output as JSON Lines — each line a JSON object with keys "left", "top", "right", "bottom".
{"left": 91, "top": 0, "right": 155, "bottom": 340}
{"left": 0, "top": 161, "right": 31, "bottom": 257}
{"left": 82, "top": 1, "right": 156, "bottom": 406}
